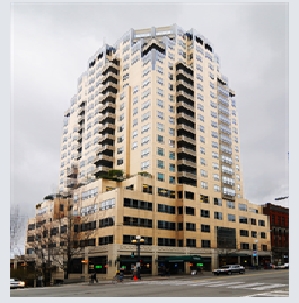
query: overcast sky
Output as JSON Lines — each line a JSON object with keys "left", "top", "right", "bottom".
{"left": 8, "top": 2, "right": 291, "bottom": 255}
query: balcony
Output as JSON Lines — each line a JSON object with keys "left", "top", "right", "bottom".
{"left": 177, "top": 158, "right": 196, "bottom": 166}
{"left": 176, "top": 101, "right": 194, "bottom": 113}
{"left": 176, "top": 79, "right": 193, "bottom": 91}
{"left": 176, "top": 90, "right": 194, "bottom": 101}
{"left": 177, "top": 135, "right": 196, "bottom": 145}
{"left": 99, "top": 112, "right": 116, "bottom": 122}
{"left": 77, "top": 115, "right": 85, "bottom": 124}
{"left": 99, "top": 133, "right": 115, "bottom": 141}
{"left": 177, "top": 147, "right": 196, "bottom": 157}
{"left": 176, "top": 112, "right": 195, "bottom": 122}
{"left": 94, "top": 154, "right": 114, "bottom": 164}
{"left": 102, "top": 71, "right": 120, "bottom": 83}
{"left": 96, "top": 144, "right": 113, "bottom": 155}
{"left": 99, "top": 91, "right": 117, "bottom": 103}
{"left": 177, "top": 171, "right": 197, "bottom": 179}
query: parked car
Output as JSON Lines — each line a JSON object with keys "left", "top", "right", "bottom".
{"left": 284, "top": 263, "right": 289, "bottom": 269}
{"left": 10, "top": 278, "right": 25, "bottom": 289}
{"left": 213, "top": 265, "right": 245, "bottom": 275}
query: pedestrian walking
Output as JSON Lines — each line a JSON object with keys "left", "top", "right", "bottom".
{"left": 120, "top": 268, "right": 124, "bottom": 282}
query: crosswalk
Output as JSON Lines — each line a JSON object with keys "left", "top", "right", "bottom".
{"left": 242, "top": 290, "right": 289, "bottom": 297}
{"left": 127, "top": 279, "right": 289, "bottom": 295}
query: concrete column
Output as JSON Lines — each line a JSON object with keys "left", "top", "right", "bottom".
{"left": 238, "top": 256, "right": 240, "bottom": 265}
{"left": 152, "top": 254, "right": 158, "bottom": 275}
{"left": 211, "top": 249, "right": 218, "bottom": 270}
{"left": 185, "top": 262, "right": 191, "bottom": 274}
{"left": 107, "top": 245, "right": 117, "bottom": 280}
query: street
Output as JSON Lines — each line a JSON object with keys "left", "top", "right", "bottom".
{"left": 10, "top": 270, "right": 289, "bottom": 297}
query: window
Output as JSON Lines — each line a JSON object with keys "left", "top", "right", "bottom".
{"left": 169, "top": 151, "right": 175, "bottom": 160}
{"left": 214, "top": 198, "right": 222, "bottom": 206}
{"left": 201, "top": 240, "right": 210, "bottom": 248}
{"left": 199, "top": 125, "right": 205, "bottom": 133}
{"left": 169, "top": 163, "right": 175, "bottom": 172}
{"left": 212, "top": 141, "right": 218, "bottom": 148}
{"left": 201, "top": 225, "right": 210, "bottom": 232}
{"left": 141, "top": 148, "right": 150, "bottom": 157}
{"left": 169, "top": 140, "right": 175, "bottom": 148}
{"left": 186, "top": 223, "right": 196, "bottom": 232}
{"left": 212, "top": 162, "right": 219, "bottom": 169}
{"left": 227, "top": 201, "right": 235, "bottom": 209}
{"left": 141, "top": 161, "right": 150, "bottom": 170}
{"left": 200, "top": 147, "right": 205, "bottom": 155}
{"left": 157, "top": 147, "right": 164, "bottom": 156}
{"left": 200, "top": 210, "right": 210, "bottom": 218}
{"left": 213, "top": 174, "right": 220, "bottom": 181}
{"left": 200, "top": 157, "right": 205, "bottom": 165}
{"left": 157, "top": 135, "right": 164, "bottom": 143}
{"left": 158, "top": 204, "right": 176, "bottom": 214}
{"left": 169, "top": 128, "right": 175, "bottom": 135}
{"left": 251, "top": 231, "right": 257, "bottom": 238}
{"left": 239, "top": 217, "right": 248, "bottom": 224}
{"left": 200, "top": 136, "right": 205, "bottom": 143}
{"left": 214, "top": 212, "right": 222, "bottom": 220}
{"left": 200, "top": 169, "right": 207, "bottom": 177}
{"left": 157, "top": 122, "right": 164, "bottom": 132}
{"left": 169, "top": 117, "right": 175, "bottom": 125}
{"left": 258, "top": 220, "right": 265, "bottom": 226}
{"left": 157, "top": 160, "right": 164, "bottom": 169}
{"left": 240, "top": 230, "right": 249, "bottom": 237}
{"left": 260, "top": 232, "right": 266, "bottom": 239}
{"left": 212, "top": 152, "right": 219, "bottom": 159}
{"left": 198, "top": 114, "right": 204, "bottom": 121}
{"left": 200, "top": 195, "right": 209, "bottom": 204}
{"left": 187, "top": 239, "right": 197, "bottom": 247}
{"left": 251, "top": 218, "right": 257, "bottom": 225}
{"left": 169, "top": 105, "right": 175, "bottom": 113}
{"left": 157, "top": 99, "right": 164, "bottom": 108}
{"left": 157, "top": 172, "right": 164, "bottom": 182}
{"left": 141, "top": 135, "right": 150, "bottom": 146}
{"left": 169, "top": 176, "right": 175, "bottom": 184}
{"left": 117, "top": 158, "right": 123, "bottom": 165}
{"left": 214, "top": 184, "right": 220, "bottom": 192}
{"left": 201, "top": 181, "right": 208, "bottom": 189}
{"left": 228, "top": 214, "right": 236, "bottom": 222}
{"left": 211, "top": 131, "right": 218, "bottom": 139}
{"left": 240, "top": 243, "right": 249, "bottom": 249}
{"left": 239, "top": 204, "right": 247, "bottom": 211}
{"left": 133, "top": 118, "right": 138, "bottom": 127}
{"left": 157, "top": 111, "right": 164, "bottom": 120}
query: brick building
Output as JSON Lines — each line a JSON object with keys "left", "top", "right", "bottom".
{"left": 262, "top": 203, "right": 289, "bottom": 266}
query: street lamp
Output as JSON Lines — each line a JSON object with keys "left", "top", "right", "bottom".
{"left": 131, "top": 235, "right": 144, "bottom": 280}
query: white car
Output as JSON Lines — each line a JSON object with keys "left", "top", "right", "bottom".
{"left": 284, "top": 263, "right": 289, "bottom": 269}
{"left": 213, "top": 265, "right": 245, "bottom": 275}
{"left": 10, "top": 278, "right": 25, "bottom": 289}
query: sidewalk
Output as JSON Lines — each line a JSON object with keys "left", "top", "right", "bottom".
{"left": 58, "top": 273, "right": 207, "bottom": 287}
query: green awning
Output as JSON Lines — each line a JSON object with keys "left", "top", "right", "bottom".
{"left": 160, "top": 255, "right": 202, "bottom": 262}
{"left": 219, "top": 253, "right": 251, "bottom": 257}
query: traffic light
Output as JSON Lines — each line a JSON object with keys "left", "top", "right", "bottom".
{"left": 131, "top": 252, "right": 134, "bottom": 258}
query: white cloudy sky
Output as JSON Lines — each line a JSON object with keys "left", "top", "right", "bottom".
{"left": 6, "top": 1, "right": 294, "bottom": 255}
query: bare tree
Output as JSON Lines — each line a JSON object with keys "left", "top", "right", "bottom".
{"left": 10, "top": 204, "right": 27, "bottom": 257}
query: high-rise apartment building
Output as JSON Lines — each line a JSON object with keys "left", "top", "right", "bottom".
{"left": 25, "top": 25, "right": 272, "bottom": 283}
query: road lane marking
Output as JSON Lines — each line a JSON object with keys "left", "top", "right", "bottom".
{"left": 250, "top": 283, "right": 287, "bottom": 290}
{"left": 206, "top": 281, "right": 245, "bottom": 287}
{"left": 228, "top": 282, "right": 264, "bottom": 289}
{"left": 242, "top": 290, "right": 289, "bottom": 297}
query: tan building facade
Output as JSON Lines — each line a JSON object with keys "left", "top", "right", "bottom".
{"left": 25, "top": 25, "right": 271, "bottom": 282}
